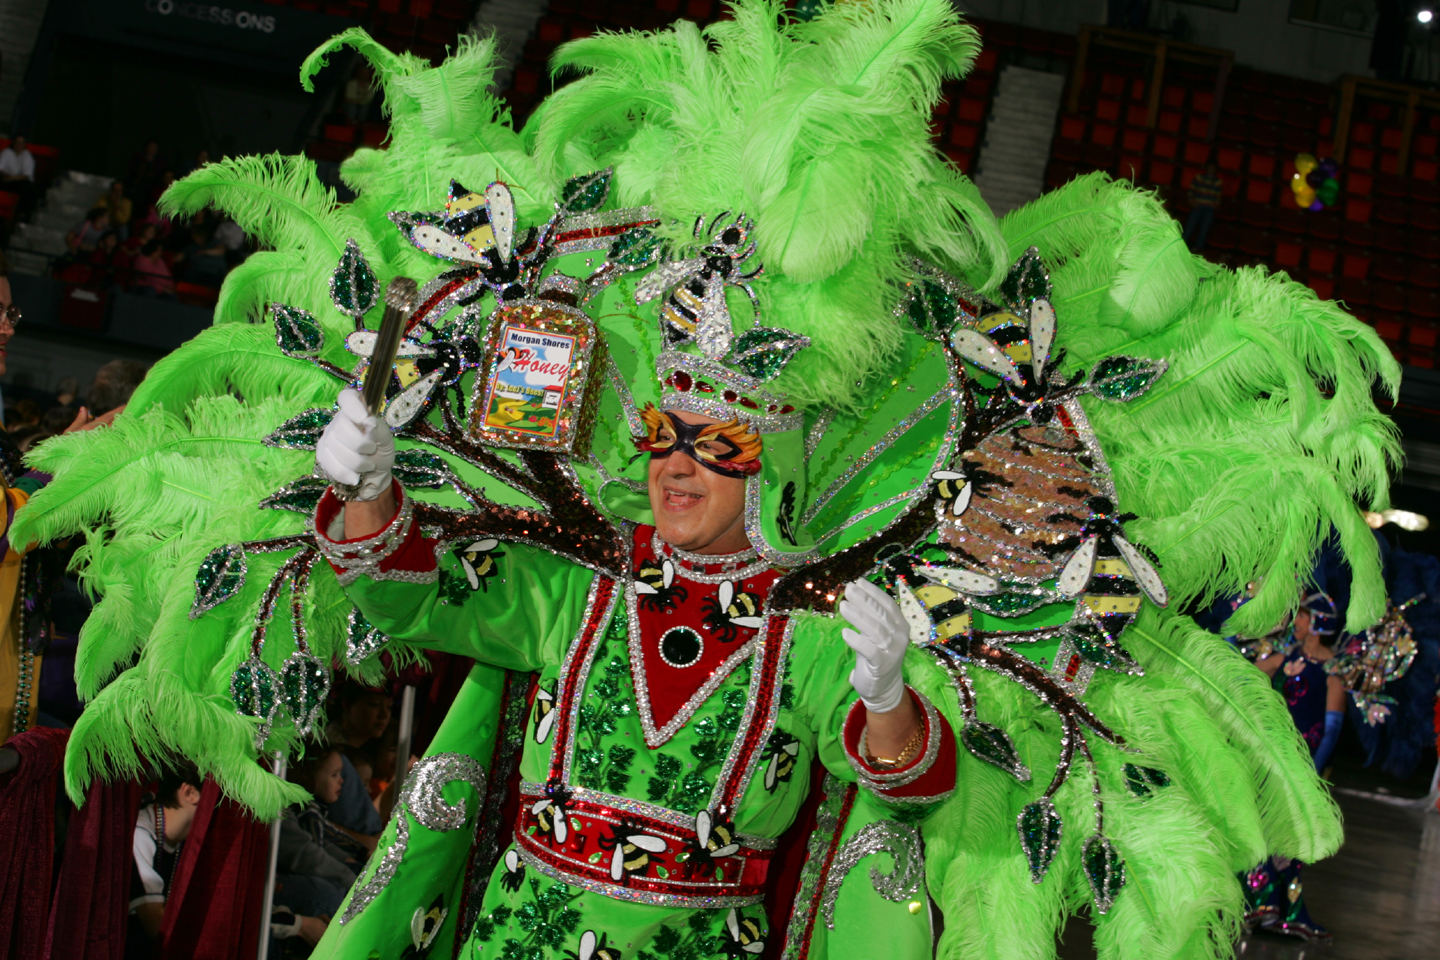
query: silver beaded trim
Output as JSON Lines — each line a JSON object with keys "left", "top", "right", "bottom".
{"left": 661, "top": 391, "right": 804, "bottom": 434}
{"left": 556, "top": 577, "right": 623, "bottom": 786}
{"left": 513, "top": 843, "right": 765, "bottom": 909}
{"left": 650, "top": 532, "right": 771, "bottom": 585}
{"left": 819, "top": 821, "right": 924, "bottom": 930}
{"left": 312, "top": 492, "right": 424, "bottom": 586}
{"left": 849, "top": 689, "right": 945, "bottom": 794}
{"left": 340, "top": 752, "right": 487, "bottom": 924}
{"left": 713, "top": 616, "right": 796, "bottom": 813}
{"left": 553, "top": 206, "right": 661, "bottom": 256}
{"left": 779, "top": 775, "right": 850, "bottom": 960}
{"left": 516, "top": 783, "right": 776, "bottom": 851}
{"left": 744, "top": 473, "right": 819, "bottom": 568}
{"left": 606, "top": 354, "right": 645, "bottom": 439}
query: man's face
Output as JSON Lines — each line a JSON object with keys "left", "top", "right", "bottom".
{"left": 12, "top": 137, "right": 25, "bottom": 153}
{"left": 0, "top": 276, "right": 14, "bottom": 377}
{"left": 647, "top": 410, "right": 752, "bottom": 555}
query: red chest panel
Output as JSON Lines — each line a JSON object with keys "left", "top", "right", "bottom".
{"left": 629, "top": 526, "right": 779, "bottom": 738}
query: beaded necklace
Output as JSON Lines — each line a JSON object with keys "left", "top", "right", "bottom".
{"left": 153, "top": 804, "right": 183, "bottom": 900}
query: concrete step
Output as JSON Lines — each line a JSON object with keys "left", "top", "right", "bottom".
{"left": 2, "top": 249, "right": 49, "bottom": 276}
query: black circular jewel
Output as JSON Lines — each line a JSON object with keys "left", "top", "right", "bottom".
{"left": 659, "top": 627, "right": 703, "bottom": 668}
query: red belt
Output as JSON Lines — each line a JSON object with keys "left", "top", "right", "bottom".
{"left": 513, "top": 784, "right": 774, "bottom": 908}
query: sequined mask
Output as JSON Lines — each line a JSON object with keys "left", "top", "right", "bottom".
{"left": 633, "top": 404, "right": 762, "bottom": 479}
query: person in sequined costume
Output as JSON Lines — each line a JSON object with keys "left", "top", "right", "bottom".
{"left": 1242, "top": 590, "right": 1346, "bottom": 942}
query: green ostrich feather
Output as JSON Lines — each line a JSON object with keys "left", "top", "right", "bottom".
{"left": 10, "top": 2, "right": 1400, "bottom": 956}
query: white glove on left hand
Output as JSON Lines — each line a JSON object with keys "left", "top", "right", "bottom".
{"left": 315, "top": 388, "right": 396, "bottom": 501}
{"left": 839, "top": 578, "right": 910, "bottom": 713}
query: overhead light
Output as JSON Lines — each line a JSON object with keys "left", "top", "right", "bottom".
{"left": 1420, "top": 9, "right": 1435, "bottom": 23}
{"left": 1364, "top": 509, "right": 1430, "bottom": 531}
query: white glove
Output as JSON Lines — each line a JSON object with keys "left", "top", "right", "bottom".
{"left": 839, "top": 578, "right": 910, "bottom": 713}
{"left": 315, "top": 388, "right": 395, "bottom": 501}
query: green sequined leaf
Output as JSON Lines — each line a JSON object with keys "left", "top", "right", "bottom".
{"left": 608, "top": 227, "right": 659, "bottom": 267}
{"left": 346, "top": 607, "right": 390, "bottom": 664}
{"left": 271, "top": 302, "right": 324, "bottom": 358}
{"left": 230, "top": 655, "right": 280, "bottom": 722}
{"left": 192, "top": 544, "right": 246, "bottom": 619}
{"left": 960, "top": 721, "right": 1032, "bottom": 782}
{"left": 904, "top": 278, "right": 960, "bottom": 340}
{"left": 281, "top": 652, "right": 331, "bottom": 734}
{"left": 999, "top": 246, "right": 1051, "bottom": 306}
{"left": 1124, "top": 762, "right": 1171, "bottom": 797}
{"left": 1017, "top": 797, "right": 1063, "bottom": 883}
{"left": 1082, "top": 833, "right": 1127, "bottom": 914}
{"left": 263, "top": 408, "right": 334, "bottom": 450}
{"left": 1070, "top": 627, "right": 1140, "bottom": 673}
{"left": 1089, "top": 355, "right": 1168, "bottom": 402}
{"left": 331, "top": 238, "right": 379, "bottom": 319}
{"left": 560, "top": 168, "right": 612, "bottom": 213}
{"left": 725, "top": 326, "right": 810, "bottom": 382}
{"left": 392, "top": 448, "right": 456, "bottom": 489}
{"left": 259, "top": 475, "right": 330, "bottom": 514}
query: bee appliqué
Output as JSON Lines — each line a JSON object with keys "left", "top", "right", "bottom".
{"left": 596, "top": 818, "right": 669, "bottom": 881}
{"left": 564, "top": 931, "right": 622, "bottom": 960}
{"left": 761, "top": 730, "right": 800, "bottom": 791}
{"left": 634, "top": 212, "right": 763, "bottom": 360}
{"left": 634, "top": 557, "right": 688, "bottom": 611}
{"left": 701, "top": 580, "right": 765, "bottom": 643}
{"left": 530, "top": 785, "right": 574, "bottom": 844}
{"left": 456, "top": 538, "right": 504, "bottom": 591}
{"left": 499, "top": 848, "right": 525, "bottom": 892}
{"left": 533, "top": 685, "right": 557, "bottom": 743}
{"left": 682, "top": 809, "right": 741, "bottom": 876}
{"left": 722, "top": 909, "right": 767, "bottom": 958}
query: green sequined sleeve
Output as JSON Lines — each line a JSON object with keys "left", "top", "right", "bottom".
{"left": 344, "top": 541, "right": 595, "bottom": 671}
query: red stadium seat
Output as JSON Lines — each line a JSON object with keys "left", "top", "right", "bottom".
{"left": 1308, "top": 276, "right": 1335, "bottom": 299}
{"left": 1274, "top": 240, "right": 1304, "bottom": 269}
{"left": 1059, "top": 115, "right": 1087, "bottom": 140}
{"left": 1244, "top": 179, "right": 1274, "bottom": 204}
{"left": 1248, "top": 153, "right": 1276, "bottom": 178}
{"left": 1345, "top": 198, "right": 1373, "bottom": 223}
{"left": 1217, "top": 146, "right": 1244, "bottom": 171}
{"left": 1308, "top": 246, "right": 1338, "bottom": 275}
{"left": 1158, "top": 110, "right": 1183, "bottom": 134}
{"left": 1122, "top": 128, "right": 1148, "bottom": 153}
{"left": 1183, "top": 140, "right": 1210, "bottom": 165}
{"left": 1341, "top": 253, "right": 1370, "bottom": 279}
{"left": 1096, "top": 99, "right": 1122, "bottom": 123}
{"left": 1091, "top": 124, "right": 1117, "bottom": 147}
{"left": 1336, "top": 278, "right": 1372, "bottom": 306}
{"left": 1152, "top": 135, "right": 1178, "bottom": 159}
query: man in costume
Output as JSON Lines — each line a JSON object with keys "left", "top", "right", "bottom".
{"left": 11, "top": 2, "right": 1404, "bottom": 958}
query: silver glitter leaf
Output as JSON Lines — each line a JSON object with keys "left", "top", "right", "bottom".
{"left": 262, "top": 408, "right": 334, "bottom": 450}
{"left": 345, "top": 607, "right": 390, "bottom": 665}
{"left": 725, "top": 326, "right": 810, "bottom": 382}
{"left": 960, "top": 721, "right": 1032, "bottom": 782}
{"left": 391, "top": 448, "right": 457, "bottom": 490}
{"left": 1082, "top": 833, "right": 1127, "bottom": 914}
{"left": 341, "top": 753, "right": 486, "bottom": 925}
{"left": 1089, "top": 356, "right": 1168, "bottom": 403}
{"left": 271, "top": 302, "right": 324, "bottom": 358}
{"left": 1017, "top": 797, "right": 1063, "bottom": 883}
{"left": 280, "top": 651, "right": 331, "bottom": 736}
{"left": 820, "top": 821, "right": 923, "bottom": 929}
{"left": 560, "top": 167, "right": 612, "bottom": 214}
{"left": 192, "top": 544, "right": 246, "bottom": 619}
{"left": 331, "top": 238, "right": 380, "bottom": 319}
{"left": 259, "top": 475, "right": 330, "bottom": 514}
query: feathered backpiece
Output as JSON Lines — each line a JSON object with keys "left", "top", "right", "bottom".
{"left": 11, "top": 2, "right": 1403, "bottom": 958}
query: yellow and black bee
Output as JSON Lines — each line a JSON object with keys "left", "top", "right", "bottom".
{"left": 457, "top": 538, "right": 505, "bottom": 592}
{"left": 634, "top": 557, "right": 688, "bottom": 611}
{"left": 702, "top": 579, "right": 765, "bottom": 642}
{"left": 877, "top": 549, "right": 998, "bottom": 649}
{"left": 597, "top": 819, "right": 668, "bottom": 881}
{"left": 681, "top": 809, "right": 741, "bottom": 876}
{"left": 761, "top": 730, "right": 800, "bottom": 792}
{"left": 1052, "top": 496, "right": 1168, "bottom": 645}
{"left": 722, "top": 909, "right": 767, "bottom": 958}
{"left": 531, "top": 785, "right": 574, "bottom": 844}
{"left": 533, "top": 685, "right": 556, "bottom": 743}
{"left": 633, "top": 213, "right": 763, "bottom": 356}
{"left": 564, "top": 931, "right": 622, "bottom": 960}
{"left": 405, "top": 894, "right": 447, "bottom": 957}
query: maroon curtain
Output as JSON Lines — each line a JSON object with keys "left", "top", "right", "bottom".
{"left": 158, "top": 777, "right": 269, "bottom": 960}
{"left": 0, "top": 726, "right": 70, "bottom": 960}
{"left": 43, "top": 770, "right": 143, "bottom": 960}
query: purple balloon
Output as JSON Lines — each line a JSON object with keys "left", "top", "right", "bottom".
{"left": 1318, "top": 158, "right": 1338, "bottom": 178}
{"left": 1306, "top": 170, "right": 1325, "bottom": 188}
{"left": 1309, "top": 200, "right": 1325, "bottom": 211}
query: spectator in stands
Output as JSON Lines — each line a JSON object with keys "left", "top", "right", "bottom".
{"left": 55, "top": 377, "right": 79, "bottom": 408}
{"left": 323, "top": 684, "right": 388, "bottom": 850}
{"left": 213, "top": 217, "right": 247, "bottom": 265}
{"left": 66, "top": 208, "right": 110, "bottom": 256}
{"left": 131, "top": 239, "right": 176, "bottom": 299}
{"left": 5, "top": 399, "right": 39, "bottom": 431}
{"left": 343, "top": 64, "right": 376, "bottom": 123}
{"left": 96, "top": 181, "right": 134, "bottom": 240}
{"left": 277, "top": 745, "right": 363, "bottom": 926}
{"left": 89, "top": 231, "right": 125, "bottom": 285}
{"left": 128, "top": 138, "right": 167, "bottom": 201}
{"left": 127, "top": 762, "right": 204, "bottom": 958}
{"left": 178, "top": 224, "right": 228, "bottom": 287}
{"left": 1184, "top": 162, "right": 1224, "bottom": 253}
{"left": 178, "top": 149, "right": 210, "bottom": 180}
{"left": 87, "top": 359, "right": 148, "bottom": 416}
{"left": 0, "top": 134, "right": 38, "bottom": 222}
{"left": 123, "top": 222, "right": 157, "bottom": 257}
